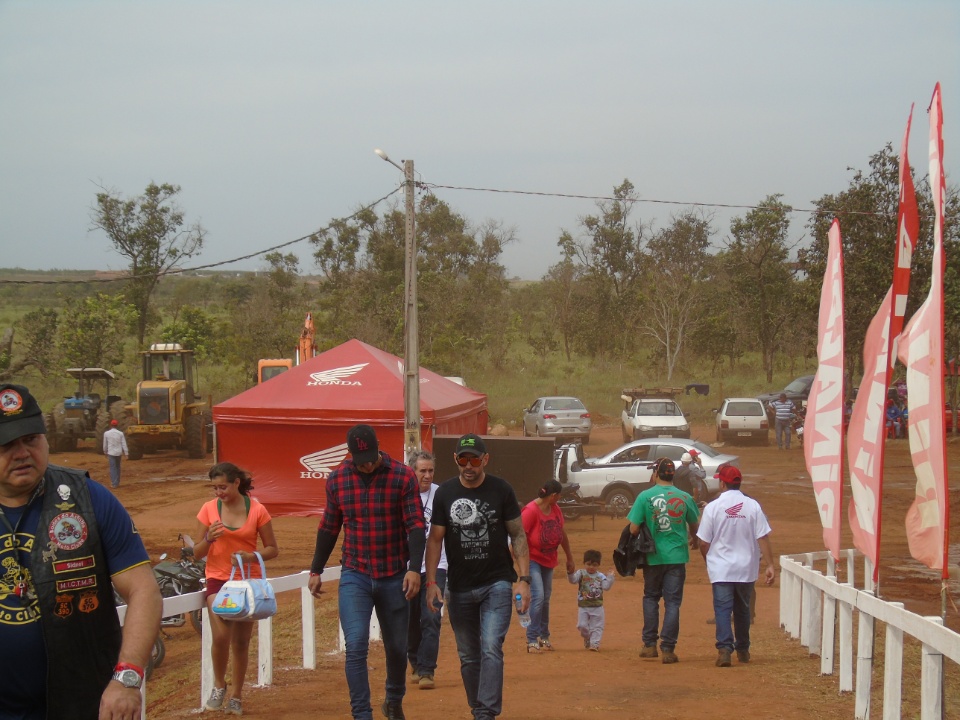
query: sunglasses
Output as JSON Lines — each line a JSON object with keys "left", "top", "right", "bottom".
{"left": 456, "top": 454, "right": 484, "bottom": 467}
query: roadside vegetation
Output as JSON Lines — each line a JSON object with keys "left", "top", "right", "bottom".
{"left": 1, "top": 144, "right": 957, "bottom": 425}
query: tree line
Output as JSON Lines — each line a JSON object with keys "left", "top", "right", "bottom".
{"left": 1, "top": 143, "right": 957, "bottom": 398}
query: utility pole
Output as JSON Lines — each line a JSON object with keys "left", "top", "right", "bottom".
{"left": 375, "top": 149, "right": 421, "bottom": 460}
{"left": 402, "top": 158, "right": 421, "bottom": 459}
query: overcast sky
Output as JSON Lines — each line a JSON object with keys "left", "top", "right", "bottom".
{"left": 1, "top": 1, "right": 956, "bottom": 280}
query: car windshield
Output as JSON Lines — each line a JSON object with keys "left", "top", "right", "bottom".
{"left": 727, "top": 401, "right": 763, "bottom": 416}
{"left": 544, "top": 398, "right": 585, "bottom": 412}
{"left": 636, "top": 402, "right": 680, "bottom": 416}
{"left": 783, "top": 378, "right": 809, "bottom": 393}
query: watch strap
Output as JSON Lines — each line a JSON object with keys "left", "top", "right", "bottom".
{"left": 518, "top": 575, "right": 532, "bottom": 584}
{"left": 115, "top": 661, "right": 145, "bottom": 679}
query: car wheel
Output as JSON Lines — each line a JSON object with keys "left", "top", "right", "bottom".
{"left": 603, "top": 487, "right": 635, "bottom": 514}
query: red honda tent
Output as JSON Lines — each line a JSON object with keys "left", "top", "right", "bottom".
{"left": 213, "top": 339, "right": 488, "bottom": 516}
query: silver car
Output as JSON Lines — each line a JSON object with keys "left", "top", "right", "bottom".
{"left": 591, "top": 439, "right": 739, "bottom": 493}
{"left": 522, "top": 396, "right": 592, "bottom": 444}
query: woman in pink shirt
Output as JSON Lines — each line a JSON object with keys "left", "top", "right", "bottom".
{"left": 521, "top": 479, "right": 574, "bottom": 653}
{"left": 194, "top": 462, "right": 279, "bottom": 716}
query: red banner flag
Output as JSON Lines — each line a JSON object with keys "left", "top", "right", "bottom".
{"left": 897, "top": 83, "right": 948, "bottom": 574}
{"left": 804, "top": 219, "right": 845, "bottom": 560}
{"left": 847, "top": 105, "right": 919, "bottom": 577}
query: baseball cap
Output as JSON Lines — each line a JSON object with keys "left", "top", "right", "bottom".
{"left": 715, "top": 465, "right": 742, "bottom": 485}
{"left": 688, "top": 449, "right": 700, "bottom": 458}
{"left": 680, "top": 452, "right": 693, "bottom": 463}
{"left": 346, "top": 424, "right": 379, "bottom": 465}
{"left": 655, "top": 457, "right": 675, "bottom": 481}
{"left": 110, "top": 419, "right": 119, "bottom": 427}
{"left": 0, "top": 384, "right": 47, "bottom": 445}
{"left": 455, "top": 433, "right": 487, "bottom": 457}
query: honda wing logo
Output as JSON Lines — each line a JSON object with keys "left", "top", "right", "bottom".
{"left": 307, "top": 363, "right": 367, "bottom": 387}
{"left": 724, "top": 502, "right": 745, "bottom": 519}
{"left": 300, "top": 442, "right": 350, "bottom": 479}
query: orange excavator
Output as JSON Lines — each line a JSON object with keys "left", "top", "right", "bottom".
{"left": 257, "top": 313, "right": 317, "bottom": 383}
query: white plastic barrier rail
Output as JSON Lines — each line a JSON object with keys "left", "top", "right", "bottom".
{"left": 780, "top": 549, "right": 960, "bottom": 720}
{"left": 117, "top": 564, "right": 375, "bottom": 717}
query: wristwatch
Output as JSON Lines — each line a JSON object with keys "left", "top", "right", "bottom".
{"left": 112, "top": 662, "right": 144, "bottom": 689}
{"left": 518, "top": 575, "right": 532, "bottom": 584}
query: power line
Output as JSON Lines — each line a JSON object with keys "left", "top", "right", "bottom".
{"left": 0, "top": 188, "right": 402, "bottom": 286}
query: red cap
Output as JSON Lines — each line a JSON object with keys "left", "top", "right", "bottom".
{"left": 110, "top": 419, "right": 119, "bottom": 427}
{"left": 688, "top": 449, "right": 699, "bottom": 457}
{"left": 715, "top": 465, "right": 742, "bottom": 485}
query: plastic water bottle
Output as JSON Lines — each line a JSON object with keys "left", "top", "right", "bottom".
{"left": 515, "top": 593, "right": 530, "bottom": 627}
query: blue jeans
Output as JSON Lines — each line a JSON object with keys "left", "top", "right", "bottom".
{"left": 775, "top": 418, "right": 792, "bottom": 449}
{"left": 446, "top": 580, "right": 512, "bottom": 720}
{"left": 339, "top": 570, "right": 409, "bottom": 719}
{"left": 108, "top": 455, "right": 122, "bottom": 487}
{"left": 712, "top": 582, "right": 753, "bottom": 652}
{"left": 641, "top": 563, "right": 686, "bottom": 651}
{"left": 407, "top": 569, "right": 446, "bottom": 675}
{"left": 526, "top": 561, "right": 553, "bottom": 644}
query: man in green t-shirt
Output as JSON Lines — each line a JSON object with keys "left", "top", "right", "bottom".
{"left": 627, "top": 457, "right": 700, "bottom": 664}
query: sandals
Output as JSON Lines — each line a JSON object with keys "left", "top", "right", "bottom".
{"left": 526, "top": 642, "right": 541, "bottom": 654}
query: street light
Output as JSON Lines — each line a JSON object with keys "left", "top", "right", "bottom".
{"left": 375, "top": 148, "right": 420, "bottom": 460}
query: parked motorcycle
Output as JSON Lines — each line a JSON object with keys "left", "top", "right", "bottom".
{"left": 557, "top": 482, "right": 585, "bottom": 521}
{"left": 153, "top": 533, "right": 206, "bottom": 635}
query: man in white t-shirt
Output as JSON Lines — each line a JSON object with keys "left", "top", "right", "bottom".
{"left": 696, "top": 466, "right": 775, "bottom": 668}
{"left": 407, "top": 450, "right": 447, "bottom": 690}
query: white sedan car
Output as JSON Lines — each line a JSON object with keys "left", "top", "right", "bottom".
{"left": 555, "top": 439, "right": 740, "bottom": 513}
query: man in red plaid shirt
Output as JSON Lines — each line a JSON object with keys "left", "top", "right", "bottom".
{"left": 308, "top": 425, "right": 426, "bottom": 720}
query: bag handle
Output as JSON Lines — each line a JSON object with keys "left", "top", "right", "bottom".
{"left": 227, "top": 551, "right": 267, "bottom": 582}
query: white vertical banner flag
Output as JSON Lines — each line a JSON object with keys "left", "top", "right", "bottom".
{"left": 896, "top": 83, "right": 948, "bottom": 573}
{"left": 803, "top": 219, "right": 844, "bottom": 560}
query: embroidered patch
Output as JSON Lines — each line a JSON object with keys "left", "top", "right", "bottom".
{"left": 54, "top": 594, "right": 74, "bottom": 618}
{"left": 48, "top": 512, "right": 88, "bottom": 551}
{"left": 0, "top": 388, "right": 24, "bottom": 415}
{"left": 53, "top": 555, "right": 95, "bottom": 574}
{"left": 55, "top": 575, "right": 96, "bottom": 593}
{"left": 78, "top": 590, "right": 99, "bottom": 613}
{"left": 41, "top": 541, "right": 58, "bottom": 563}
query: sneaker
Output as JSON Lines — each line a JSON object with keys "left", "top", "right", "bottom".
{"left": 526, "top": 642, "right": 541, "bottom": 654}
{"left": 538, "top": 639, "right": 554, "bottom": 651}
{"left": 737, "top": 649, "right": 751, "bottom": 663}
{"left": 583, "top": 637, "right": 591, "bottom": 649}
{"left": 205, "top": 686, "right": 226, "bottom": 711}
{"left": 589, "top": 645, "right": 600, "bottom": 652}
{"left": 225, "top": 697, "right": 243, "bottom": 716}
{"left": 418, "top": 674, "right": 435, "bottom": 690}
{"left": 716, "top": 649, "right": 732, "bottom": 667}
{"left": 661, "top": 649, "right": 679, "bottom": 664}
{"left": 381, "top": 700, "right": 406, "bottom": 720}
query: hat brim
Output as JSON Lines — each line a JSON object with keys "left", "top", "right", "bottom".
{"left": 0, "top": 415, "right": 47, "bottom": 446}
{"left": 351, "top": 449, "right": 379, "bottom": 465}
{"left": 456, "top": 449, "right": 485, "bottom": 457}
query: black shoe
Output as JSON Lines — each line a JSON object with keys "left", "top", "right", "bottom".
{"left": 381, "top": 701, "right": 405, "bottom": 720}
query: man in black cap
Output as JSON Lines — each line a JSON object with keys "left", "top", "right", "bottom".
{"left": 0, "top": 383, "right": 162, "bottom": 720}
{"left": 627, "top": 457, "right": 700, "bottom": 664}
{"left": 424, "top": 433, "right": 531, "bottom": 720}
{"left": 308, "top": 424, "right": 426, "bottom": 720}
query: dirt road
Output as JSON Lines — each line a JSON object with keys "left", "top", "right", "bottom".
{"left": 55, "top": 422, "right": 959, "bottom": 719}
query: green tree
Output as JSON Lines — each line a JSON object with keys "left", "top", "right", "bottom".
{"left": 639, "top": 210, "right": 714, "bottom": 380}
{"left": 0, "top": 308, "right": 60, "bottom": 380}
{"left": 724, "top": 195, "right": 797, "bottom": 383}
{"left": 159, "top": 305, "right": 221, "bottom": 361}
{"left": 56, "top": 293, "right": 134, "bottom": 370}
{"left": 90, "top": 182, "right": 205, "bottom": 347}
{"left": 561, "top": 180, "right": 648, "bottom": 358}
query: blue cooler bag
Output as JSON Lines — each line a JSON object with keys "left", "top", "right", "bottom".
{"left": 212, "top": 552, "right": 277, "bottom": 621}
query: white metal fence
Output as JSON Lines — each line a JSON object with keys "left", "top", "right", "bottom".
{"left": 118, "top": 564, "right": 345, "bottom": 719}
{"left": 780, "top": 549, "right": 960, "bottom": 720}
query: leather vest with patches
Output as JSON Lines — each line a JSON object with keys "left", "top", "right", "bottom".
{"left": 30, "top": 466, "right": 121, "bottom": 720}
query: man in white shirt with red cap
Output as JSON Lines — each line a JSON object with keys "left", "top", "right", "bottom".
{"left": 696, "top": 465, "right": 775, "bottom": 668}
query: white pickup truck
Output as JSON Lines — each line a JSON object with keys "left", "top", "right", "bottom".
{"left": 620, "top": 394, "right": 691, "bottom": 442}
